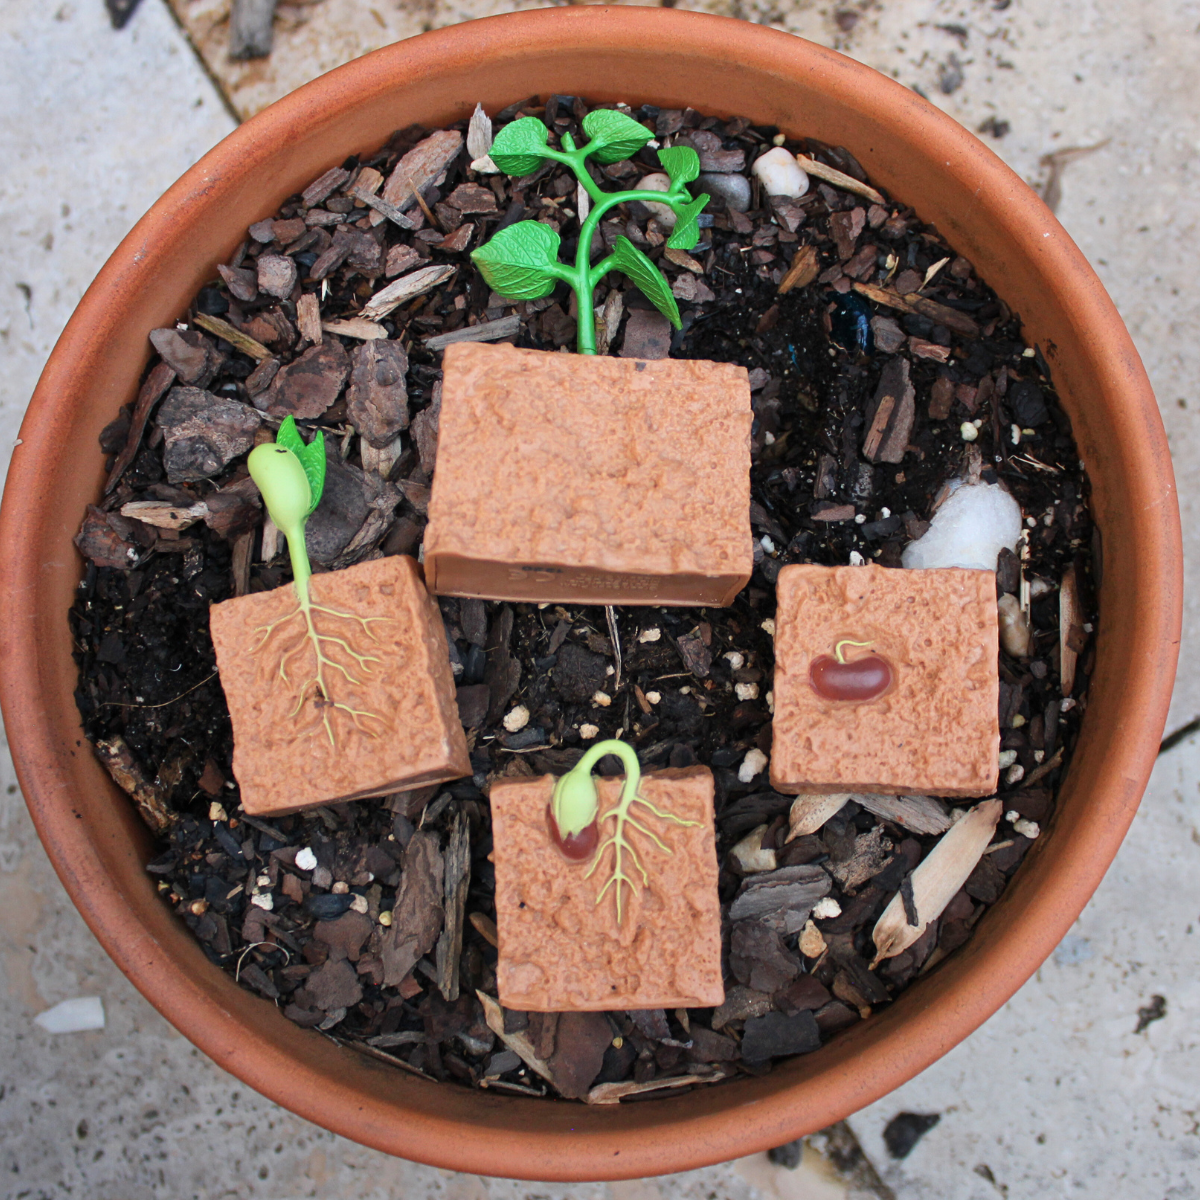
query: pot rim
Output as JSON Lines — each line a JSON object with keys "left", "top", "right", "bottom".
{"left": 0, "top": 6, "right": 1182, "bottom": 1181}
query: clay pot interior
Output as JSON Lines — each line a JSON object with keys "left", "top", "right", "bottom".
{"left": 0, "top": 8, "right": 1180, "bottom": 1181}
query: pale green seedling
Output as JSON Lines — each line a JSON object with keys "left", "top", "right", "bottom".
{"left": 247, "top": 417, "right": 390, "bottom": 745}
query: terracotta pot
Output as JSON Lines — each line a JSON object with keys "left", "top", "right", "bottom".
{"left": 0, "top": 7, "right": 1181, "bottom": 1181}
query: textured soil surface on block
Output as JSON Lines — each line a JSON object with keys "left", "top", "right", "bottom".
{"left": 425, "top": 344, "right": 752, "bottom": 606}
{"left": 771, "top": 565, "right": 999, "bottom": 797}
{"left": 209, "top": 555, "right": 469, "bottom": 814}
{"left": 491, "top": 767, "right": 723, "bottom": 1011}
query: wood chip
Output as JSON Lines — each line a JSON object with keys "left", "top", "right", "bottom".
{"left": 778, "top": 244, "right": 820, "bottom": 294}
{"left": 104, "top": 361, "right": 176, "bottom": 494}
{"left": 356, "top": 188, "right": 418, "bottom": 231}
{"left": 435, "top": 810, "right": 470, "bottom": 1001}
{"left": 909, "top": 337, "right": 952, "bottom": 363}
{"left": 296, "top": 292, "right": 322, "bottom": 345}
{"left": 871, "top": 799, "right": 1002, "bottom": 966}
{"left": 94, "top": 736, "right": 176, "bottom": 835}
{"left": 851, "top": 281, "right": 980, "bottom": 338}
{"left": 469, "top": 911, "right": 498, "bottom": 948}
{"left": 192, "top": 313, "right": 272, "bottom": 361}
{"left": 371, "top": 130, "right": 463, "bottom": 227}
{"left": 787, "top": 793, "right": 850, "bottom": 838}
{"left": 850, "top": 793, "right": 952, "bottom": 836}
{"left": 795, "top": 154, "right": 886, "bottom": 206}
{"left": 477, "top": 991, "right": 555, "bottom": 1086}
{"left": 360, "top": 265, "right": 456, "bottom": 321}
{"left": 862, "top": 356, "right": 915, "bottom": 464}
{"left": 302, "top": 166, "right": 351, "bottom": 208}
{"left": 1060, "top": 563, "right": 1083, "bottom": 694}
{"left": 424, "top": 314, "right": 521, "bottom": 351}
{"left": 380, "top": 830, "right": 444, "bottom": 986}
{"left": 466, "top": 103, "right": 494, "bottom": 162}
{"left": 321, "top": 318, "right": 388, "bottom": 340}
{"left": 586, "top": 1071, "right": 725, "bottom": 1105}
{"left": 729, "top": 864, "right": 831, "bottom": 933}
{"left": 664, "top": 246, "right": 704, "bottom": 274}
{"left": 119, "top": 500, "right": 208, "bottom": 531}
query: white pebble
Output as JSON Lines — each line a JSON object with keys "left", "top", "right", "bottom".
{"left": 33, "top": 997, "right": 106, "bottom": 1034}
{"left": 503, "top": 705, "right": 530, "bottom": 733}
{"left": 998, "top": 749, "right": 1018, "bottom": 769}
{"left": 997, "top": 593, "right": 1034, "bottom": 658}
{"left": 760, "top": 618, "right": 776, "bottom": 637}
{"left": 765, "top": 689, "right": 775, "bottom": 713}
{"left": 1011, "top": 423, "right": 1021, "bottom": 446}
{"left": 812, "top": 897, "right": 842, "bottom": 920}
{"left": 636, "top": 172, "right": 677, "bottom": 227}
{"left": 349, "top": 894, "right": 369, "bottom": 914}
{"left": 251, "top": 892, "right": 274, "bottom": 911}
{"left": 730, "top": 824, "right": 777, "bottom": 873}
{"left": 1005, "top": 763, "right": 1026, "bottom": 785}
{"left": 331, "top": 881, "right": 349, "bottom": 894}
{"left": 1012, "top": 817, "right": 1041, "bottom": 839}
{"left": 1061, "top": 697, "right": 1076, "bottom": 712}
{"left": 256, "top": 873, "right": 271, "bottom": 888}
{"left": 378, "top": 910, "right": 394, "bottom": 927}
{"left": 592, "top": 691, "right": 612, "bottom": 707}
{"left": 208, "top": 801, "right": 227, "bottom": 822}
{"left": 901, "top": 481, "right": 1023, "bottom": 572}
{"left": 751, "top": 146, "right": 809, "bottom": 197}
{"left": 735, "top": 683, "right": 760, "bottom": 701}
{"left": 295, "top": 847, "right": 317, "bottom": 871}
{"left": 723, "top": 651, "right": 746, "bottom": 670}
{"left": 679, "top": 686, "right": 691, "bottom": 695}
{"left": 848, "top": 551, "right": 866, "bottom": 566}
{"left": 580, "top": 723, "right": 600, "bottom": 740}
{"left": 960, "top": 421, "right": 979, "bottom": 442}
{"left": 1005, "top": 809, "right": 1021, "bottom": 823}
{"left": 738, "top": 748, "right": 769, "bottom": 783}
{"left": 645, "top": 691, "right": 661, "bottom": 704}
{"left": 606, "top": 665, "right": 615, "bottom": 675}
{"left": 760, "top": 535, "right": 776, "bottom": 553}
{"left": 638, "top": 628, "right": 662, "bottom": 643}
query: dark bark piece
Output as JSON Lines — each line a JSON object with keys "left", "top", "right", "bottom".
{"left": 302, "top": 166, "right": 351, "bottom": 208}
{"left": 386, "top": 244, "right": 423, "bottom": 277}
{"left": 455, "top": 684, "right": 489, "bottom": 728}
{"left": 380, "top": 831, "right": 444, "bottom": 987}
{"left": 484, "top": 605, "right": 521, "bottom": 723}
{"left": 863, "top": 357, "right": 915, "bottom": 464}
{"left": 929, "top": 374, "right": 954, "bottom": 420}
{"left": 964, "top": 853, "right": 1006, "bottom": 904}
{"left": 75, "top": 505, "right": 139, "bottom": 569}
{"left": 676, "top": 630, "right": 712, "bottom": 678}
{"left": 774, "top": 974, "right": 832, "bottom": 1015}
{"left": 551, "top": 643, "right": 607, "bottom": 704}
{"left": 628, "top": 1009, "right": 671, "bottom": 1040}
{"left": 410, "top": 380, "right": 442, "bottom": 475}
{"left": 202, "top": 475, "right": 262, "bottom": 539}
{"left": 729, "top": 864, "right": 831, "bottom": 933}
{"left": 446, "top": 183, "right": 498, "bottom": 213}
{"left": 686, "top": 1027, "right": 741, "bottom": 1063}
{"left": 813, "top": 1000, "right": 860, "bottom": 1035}
{"left": 377, "top": 130, "right": 464, "bottom": 219}
{"left": 870, "top": 316, "right": 906, "bottom": 354}
{"left": 829, "top": 208, "right": 865, "bottom": 260}
{"left": 545, "top": 1012, "right": 612, "bottom": 1100}
{"left": 313, "top": 910, "right": 373, "bottom": 962}
{"left": 93, "top": 735, "right": 175, "bottom": 834}
{"left": 460, "top": 598, "right": 487, "bottom": 648}
{"left": 619, "top": 308, "right": 673, "bottom": 360}
{"left": 436, "top": 810, "right": 471, "bottom": 1000}
{"left": 148, "top": 329, "right": 219, "bottom": 387}
{"left": 245, "top": 357, "right": 280, "bottom": 398}
{"left": 730, "top": 920, "right": 801, "bottom": 993}
{"left": 218, "top": 262, "right": 258, "bottom": 303}
{"left": 260, "top": 340, "right": 350, "bottom": 419}
{"left": 711, "top": 985, "right": 773, "bottom": 1030}
{"left": 828, "top": 825, "right": 893, "bottom": 891}
{"left": 741, "top": 1010, "right": 821, "bottom": 1061}
{"left": 299, "top": 959, "right": 362, "bottom": 1011}
{"left": 156, "top": 387, "right": 262, "bottom": 483}
{"left": 347, "top": 340, "right": 410, "bottom": 447}
{"left": 1009, "top": 378, "right": 1049, "bottom": 427}
{"left": 257, "top": 254, "right": 297, "bottom": 300}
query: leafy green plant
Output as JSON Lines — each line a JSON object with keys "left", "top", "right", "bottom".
{"left": 247, "top": 418, "right": 390, "bottom": 744}
{"left": 471, "top": 110, "right": 710, "bottom": 355}
{"left": 549, "top": 738, "right": 699, "bottom": 925}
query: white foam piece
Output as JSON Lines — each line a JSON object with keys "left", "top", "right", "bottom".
{"left": 751, "top": 147, "right": 810, "bottom": 198}
{"left": 901, "top": 481, "right": 1022, "bottom": 572}
{"left": 33, "top": 996, "right": 106, "bottom": 1034}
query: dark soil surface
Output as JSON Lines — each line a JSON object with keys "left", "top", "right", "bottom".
{"left": 69, "top": 96, "right": 1096, "bottom": 1103}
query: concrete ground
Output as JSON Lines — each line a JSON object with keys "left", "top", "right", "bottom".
{"left": 0, "top": 1, "right": 1197, "bottom": 1197}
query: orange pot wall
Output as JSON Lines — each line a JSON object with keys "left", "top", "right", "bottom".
{"left": 0, "top": 8, "right": 1181, "bottom": 1181}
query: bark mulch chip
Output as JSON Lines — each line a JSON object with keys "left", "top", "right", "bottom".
{"left": 70, "top": 98, "right": 1095, "bottom": 1103}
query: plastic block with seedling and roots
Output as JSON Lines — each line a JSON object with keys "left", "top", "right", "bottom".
{"left": 208, "top": 418, "right": 468, "bottom": 814}
{"left": 489, "top": 740, "right": 724, "bottom": 1012}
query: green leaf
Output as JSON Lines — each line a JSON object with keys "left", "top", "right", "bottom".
{"left": 657, "top": 145, "right": 700, "bottom": 185}
{"left": 489, "top": 117, "right": 552, "bottom": 177}
{"left": 471, "top": 221, "right": 562, "bottom": 301}
{"left": 582, "top": 109, "right": 653, "bottom": 165}
{"left": 666, "top": 193, "right": 710, "bottom": 252}
{"left": 275, "top": 415, "right": 326, "bottom": 514}
{"left": 610, "top": 237, "right": 681, "bottom": 329}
